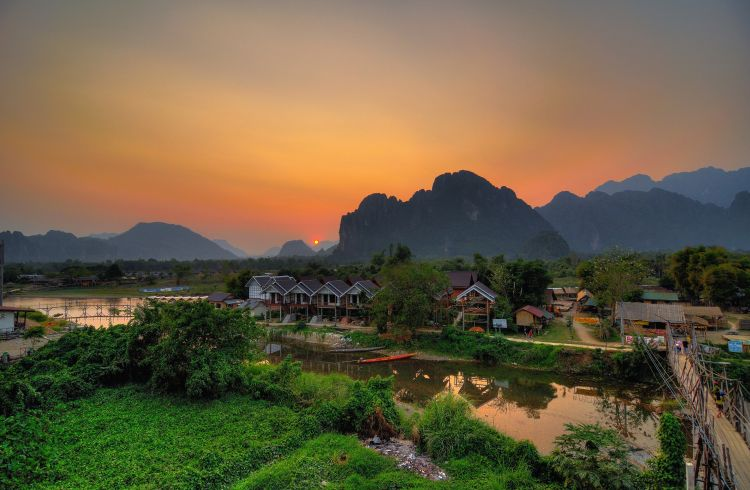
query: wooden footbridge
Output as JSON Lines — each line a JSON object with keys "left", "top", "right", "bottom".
{"left": 642, "top": 324, "right": 750, "bottom": 489}
{"left": 35, "top": 299, "right": 142, "bottom": 326}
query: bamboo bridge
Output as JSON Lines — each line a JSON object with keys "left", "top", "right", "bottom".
{"left": 644, "top": 324, "right": 750, "bottom": 489}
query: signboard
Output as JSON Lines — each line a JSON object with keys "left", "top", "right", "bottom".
{"left": 728, "top": 340, "right": 743, "bottom": 354}
{"left": 625, "top": 335, "right": 634, "bottom": 345}
{"left": 492, "top": 319, "right": 508, "bottom": 330}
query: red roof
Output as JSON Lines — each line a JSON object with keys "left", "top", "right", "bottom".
{"left": 446, "top": 271, "right": 477, "bottom": 289}
{"left": 515, "top": 305, "right": 554, "bottom": 319}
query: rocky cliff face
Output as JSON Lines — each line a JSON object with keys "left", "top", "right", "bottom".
{"left": 335, "top": 170, "right": 565, "bottom": 260}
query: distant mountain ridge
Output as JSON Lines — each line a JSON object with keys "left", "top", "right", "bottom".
{"left": 213, "top": 239, "right": 248, "bottom": 258}
{"left": 335, "top": 170, "right": 569, "bottom": 260}
{"left": 277, "top": 240, "right": 316, "bottom": 257}
{"left": 538, "top": 188, "right": 750, "bottom": 253}
{"left": 595, "top": 166, "right": 750, "bottom": 207}
{"left": 1, "top": 222, "right": 238, "bottom": 263}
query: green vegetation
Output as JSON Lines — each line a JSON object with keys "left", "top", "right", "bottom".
{"left": 643, "top": 412, "right": 687, "bottom": 490}
{"left": 669, "top": 246, "right": 750, "bottom": 307}
{"left": 371, "top": 261, "right": 449, "bottom": 334}
{"left": 550, "top": 423, "right": 639, "bottom": 489}
{"left": 490, "top": 257, "right": 552, "bottom": 310}
{"left": 347, "top": 327, "right": 649, "bottom": 379}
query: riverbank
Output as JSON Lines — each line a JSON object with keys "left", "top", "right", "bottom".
{"left": 339, "top": 327, "right": 651, "bottom": 379}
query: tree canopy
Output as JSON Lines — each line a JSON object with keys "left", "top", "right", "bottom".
{"left": 371, "top": 262, "right": 449, "bottom": 333}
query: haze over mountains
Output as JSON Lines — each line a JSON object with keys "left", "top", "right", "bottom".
{"left": 2, "top": 166, "right": 749, "bottom": 263}
{"left": 595, "top": 166, "right": 750, "bottom": 207}
{"left": 1, "top": 223, "right": 239, "bottom": 263}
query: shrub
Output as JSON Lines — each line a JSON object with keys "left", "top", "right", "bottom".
{"left": 127, "top": 300, "right": 262, "bottom": 398}
{"left": 643, "top": 412, "right": 686, "bottom": 489}
{"left": 342, "top": 376, "right": 399, "bottom": 438}
{"left": 551, "top": 423, "right": 639, "bottom": 489}
{"left": 418, "top": 392, "right": 543, "bottom": 473}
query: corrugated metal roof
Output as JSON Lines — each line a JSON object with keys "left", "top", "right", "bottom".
{"left": 617, "top": 302, "right": 685, "bottom": 324}
{"left": 515, "top": 305, "right": 554, "bottom": 320}
{"left": 684, "top": 306, "right": 723, "bottom": 317}
{"left": 641, "top": 290, "right": 680, "bottom": 302}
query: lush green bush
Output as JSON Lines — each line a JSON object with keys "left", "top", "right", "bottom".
{"left": 418, "top": 393, "right": 543, "bottom": 475}
{"left": 341, "top": 376, "right": 400, "bottom": 438}
{"left": 550, "top": 423, "right": 639, "bottom": 489}
{"left": 643, "top": 412, "right": 686, "bottom": 489}
{"left": 128, "top": 300, "right": 262, "bottom": 398}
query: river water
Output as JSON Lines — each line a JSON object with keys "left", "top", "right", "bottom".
{"left": 266, "top": 338, "right": 663, "bottom": 457}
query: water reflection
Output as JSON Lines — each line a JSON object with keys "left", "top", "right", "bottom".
{"left": 267, "top": 338, "right": 660, "bottom": 455}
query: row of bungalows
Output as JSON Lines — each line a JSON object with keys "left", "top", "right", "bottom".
{"left": 243, "top": 275, "right": 380, "bottom": 322}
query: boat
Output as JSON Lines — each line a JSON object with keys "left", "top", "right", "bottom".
{"left": 358, "top": 353, "right": 416, "bottom": 364}
{"left": 329, "top": 346, "right": 385, "bottom": 353}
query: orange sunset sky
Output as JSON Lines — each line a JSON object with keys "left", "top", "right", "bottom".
{"left": 1, "top": 1, "right": 749, "bottom": 254}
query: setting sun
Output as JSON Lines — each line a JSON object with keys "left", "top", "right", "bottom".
{"left": 313, "top": 239, "right": 319, "bottom": 246}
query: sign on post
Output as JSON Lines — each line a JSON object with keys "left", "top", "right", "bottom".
{"left": 728, "top": 340, "right": 743, "bottom": 354}
{"left": 492, "top": 319, "right": 507, "bottom": 330}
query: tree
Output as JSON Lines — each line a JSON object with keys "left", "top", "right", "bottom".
{"left": 702, "top": 264, "right": 741, "bottom": 307}
{"left": 386, "top": 243, "right": 412, "bottom": 266}
{"left": 127, "top": 300, "right": 262, "bottom": 398}
{"left": 371, "top": 263, "right": 449, "bottom": 334}
{"left": 103, "top": 263, "right": 123, "bottom": 282}
{"left": 172, "top": 263, "right": 192, "bottom": 286}
{"left": 578, "top": 251, "right": 647, "bottom": 339}
{"left": 551, "top": 423, "right": 639, "bottom": 489}
{"left": 225, "top": 269, "right": 254, "bottom": 299}
{"left": 472, "top": 253, "right": 490, "bottom": 284}
{"left": 668, "top": 246, "right": 728, "bottom": 303}
{"left": 490, "top": 258, "right": 551, "bottom": 310}
{"left": 643, "top": 412, "right": 686, "bottom": 489}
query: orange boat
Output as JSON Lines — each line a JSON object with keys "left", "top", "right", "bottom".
{"left": 358, "top": 353, "right": 416, "bottom": 364}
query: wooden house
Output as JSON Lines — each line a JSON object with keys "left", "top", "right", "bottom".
{"left": 312, "top": 279, "right": 349, "bottom": 321}
{"left": 260, "top": 276, "right": 297, "bottom": 318}
{"left": 342, "top": 280, "right": 379, "bottom": 319}
{"left": 206, "top": 292, "right": 235, "bottom": 309}
{"left": 456, "top": 281, "right": 497, "bottom": 330}
{"left": 616, "top": 301, "right": 686, "bottom": 330}
{"left": 446, "top": 271, "right": 477, "bottom": 298}
{"left": 245, "top": 275, "right": 295, "bottom": 300}
{"left": 684, "top": 306, "right": 724, "bottom": 329}
{"left": 0, "top": 306, "right": 33, "bottom": 337}
{"left": 285, "top": 279, "right": 323, "bottom": 318}
{"left": 514, "top": 305, "right": 554, "bottom": 329}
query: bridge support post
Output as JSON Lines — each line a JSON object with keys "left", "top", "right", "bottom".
{"left": 686, "top": 461, "right": 695, "bottom": 490}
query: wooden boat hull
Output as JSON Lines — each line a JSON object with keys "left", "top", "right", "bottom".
{"left": 330, "top": 346, "right": 385, "bottom": 353}
{"left": 358, "top": 353, "right": 416, "bottom": 364}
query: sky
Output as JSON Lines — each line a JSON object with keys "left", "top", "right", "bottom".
{"left": 1, "top": 1, "right": 749, "bottom": 254}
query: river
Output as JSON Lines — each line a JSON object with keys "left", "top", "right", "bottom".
{"left": 265, "top": 338, "right": 664, "bottom": 458}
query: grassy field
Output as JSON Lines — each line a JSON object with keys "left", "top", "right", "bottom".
{"left": 34, "top": 385, "right": 555, "bottom": 489}
{"left": 503, "top": 319, "right": 581, "bottom": 343}
{"left": 35, "top": 386, "right": 424, "bottom": 489}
